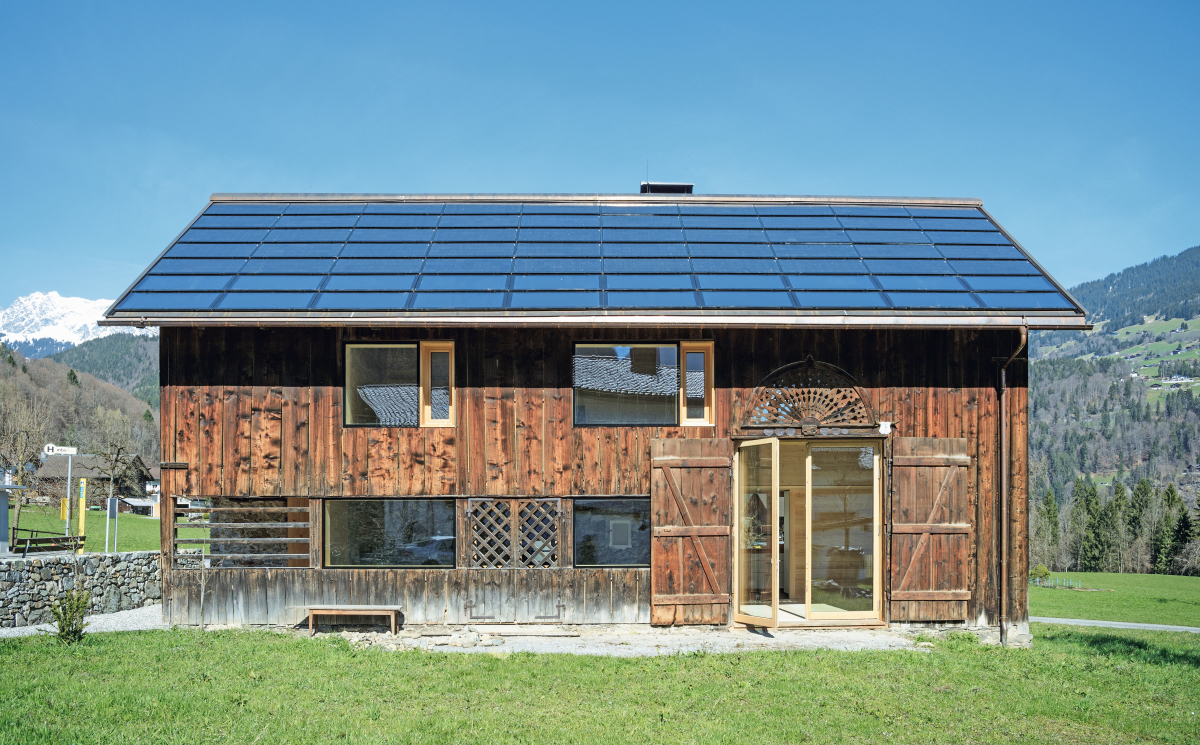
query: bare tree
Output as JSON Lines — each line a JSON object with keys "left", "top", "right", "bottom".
{"left": 0, "top": 387, "right": 51, "bottom": 533}
{"left": 89, "top": 406, "right": 135, "bottom": 514}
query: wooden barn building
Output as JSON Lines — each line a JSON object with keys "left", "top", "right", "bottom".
{"left": 101, "top": 190, "right": 1087, "bottom": 646}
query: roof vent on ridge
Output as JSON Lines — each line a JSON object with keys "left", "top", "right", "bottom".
{"left": 640, "top": 181, "right": 693, "bottom": 194}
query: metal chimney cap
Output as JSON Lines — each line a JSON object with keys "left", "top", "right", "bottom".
{"left": 640, "top": 181, "right": 694, "bottom": 194}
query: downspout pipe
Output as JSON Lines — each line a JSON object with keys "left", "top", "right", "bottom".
{"left": 998, "top": 325, "right": 1027, "bottom": 647}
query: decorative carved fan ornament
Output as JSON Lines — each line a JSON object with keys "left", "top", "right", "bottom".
{"left": 740, "top": 356, "right": 876, "bottom": 436}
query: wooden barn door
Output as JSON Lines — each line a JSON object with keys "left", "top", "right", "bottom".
{"left": 889, "top": 437, "right": 972, "bottom": 621}
{"left": 650, "top": 438, "right": 732, "bottom": 625}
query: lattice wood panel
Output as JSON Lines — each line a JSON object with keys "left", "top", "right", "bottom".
{"left": 517, "top": 500, "right": 560, "bottom": 568}
{"left": 468, "top": 498, "right": 561, "bottom": 568}
{"left": 468, "top": 499, "right": 513, "bottom": 568}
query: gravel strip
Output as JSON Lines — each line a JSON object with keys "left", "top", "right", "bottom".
{"left": 321, "top": 624, "right": 927, "bottom": 656}
{"left": 0, "top": 604, "right": 165, "bottom": 639}
{"left": 2, "top": 607, "right": 928, "bottom": 655}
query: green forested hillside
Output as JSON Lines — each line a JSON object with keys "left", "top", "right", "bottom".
{"left": 50, "top": 333, "right": 159, "bottom": 408}
{"left": 1072, "top": 244, "right": 1200, "bottom": 329}
{"left": 0, "top": 343, "right": 159, "bottom": 468}
{"left": 1028, "top": 242, "right": 1200, "bottom": 576}
{"left": 1032, "top": 244, "right": 1200, "bottom": 359}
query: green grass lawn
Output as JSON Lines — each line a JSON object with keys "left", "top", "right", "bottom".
{"left": 1030, "top": 572, "right": 1200, "bottom": 627}
{"left": 2, "top": 625, "right": 1198, "bottom": 744}
{"left": 7, "top": 505, "right": 162, "bottom": 553}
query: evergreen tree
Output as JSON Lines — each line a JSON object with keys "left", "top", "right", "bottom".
{"left": 1095, "top": 498, "right": 1121, "bottom": 571}
{"left": 1163, "top": 483, "right": 1182, "bottom": 510}
{"left": 1153, "top": 509, "right": 1177, "bottom": 574}
{"left": 1129, "top": 478, "right": 1154, "bottom": 535}
{"left": 1173, "top": 506, "right": 1194, "bottom": 564}
{"left": 1111, "top": 480, "right": 1129, "bottom": 515}
{"left": 1042, "top": 488, "right": 1060, "bottom": 557}
{"left": 1072, "top": 477, "right": 1103, "bottom": 572}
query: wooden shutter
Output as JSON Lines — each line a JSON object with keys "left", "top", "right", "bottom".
{"left": 889, "top": 437, "right": 972, "bottom": 621}
{"left": 650, "top": 438, "right": 732, "bottom": 625}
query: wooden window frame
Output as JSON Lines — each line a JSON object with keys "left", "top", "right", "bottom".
{"left": 342, "top": 342, "right": 419, "bottom": 428}
{"left": 323, "top": 497, "right": 457, "bottom": 569}
{"left": 420, "top": 340, "right": 455, "bottom": 428}
{"left": 679, "top": 341, "right": 714, "bottom": 426}
{"left": 571, "top": 341, "right": 684, "bottom": 428}
{"left": 571, "top": 496, "right": 653, "bottom": 568}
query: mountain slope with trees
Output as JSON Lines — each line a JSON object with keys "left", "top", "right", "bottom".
{"left": 1028, "top": 241, "right": 1200, "bottom": 576}
{"left": 1032, "top": 244, "right": 1200, "bottom": 359}
{"left": 0, "top": 341, "right": 159, "bottom": 510}
{"left": 49, "top": 332, "right": 159, "bottom": 408}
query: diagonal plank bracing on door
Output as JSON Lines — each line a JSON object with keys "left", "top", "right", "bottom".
{"left": 650, "top": 439, "right": 732, "bottom": 626}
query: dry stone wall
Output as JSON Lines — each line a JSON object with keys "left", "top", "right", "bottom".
{"left": 0, "top": 552, "right": 160, "bottom": 627}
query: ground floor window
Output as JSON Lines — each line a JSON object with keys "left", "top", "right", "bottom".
{"left": 324, "top": 499, "right": 456, "bottom": 568}
{"left": 318, "top": 496, "right": 651, "bottom": 569}
{"left": 573, "top": 498, "right": 651, "bottom": 567}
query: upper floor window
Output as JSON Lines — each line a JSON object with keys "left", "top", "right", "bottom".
{"left": 345, "top": 341, "right": 455, "bottom": 427}
{"left": 572, "top": 342, "right": 713, "bottom": 426}
{"left": 680, "top": 341, "right": 714, "bottom": 426}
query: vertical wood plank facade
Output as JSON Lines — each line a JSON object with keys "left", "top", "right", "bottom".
{"left": 160, "top": 326, "right": 1029, "bottom": 627}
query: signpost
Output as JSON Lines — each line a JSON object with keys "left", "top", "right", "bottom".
{"left": 106, "top": 498, "right": 117, "bottom": 553}
{"left": 77, "top": 478, "right": 87, "bottom": 555}
{"left": 45, "top": 444, "right": 79, "bottom": 535}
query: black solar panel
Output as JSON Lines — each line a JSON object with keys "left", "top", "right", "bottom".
{"left": 204, "top": 203, "right": 285, "bottom": 215}
{"left": 112, "top": 199, "right": 1077, "bottom": 314}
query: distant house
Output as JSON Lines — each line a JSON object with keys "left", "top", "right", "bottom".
{"left": 1150, "top": 383, "right": 1163, "bottom": 389}
{"left": 35, "top": 455, "right": 154, "bottom": 507}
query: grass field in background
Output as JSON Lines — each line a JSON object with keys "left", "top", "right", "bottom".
{"left": 1029, "top": 572, "right": 1200, "bottom": 627}
{"left": 2, "top": 625, "right": 1198, "bottom": 744}
{"left": 6, "top": 505, "right": 165, "bottom": 553}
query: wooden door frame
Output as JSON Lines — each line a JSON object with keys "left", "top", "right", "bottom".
{"left": 731, "top": 437, "right": 778, "bottom": 628}
{"left": 805, "top": 439, "right": 884, "bottom": 622}
{"left": 732, "top": 437, "right": 885, "bottom": 628}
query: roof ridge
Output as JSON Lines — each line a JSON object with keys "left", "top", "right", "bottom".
{"left": 208, "top": 193, "right": 985, "bottom": 206}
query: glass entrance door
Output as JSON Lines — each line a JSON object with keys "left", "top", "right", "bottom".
{"left": 734, "top": 439, "right": 777, "bottom": 626}
{"left": 808, "top": 444, "right": 880, "bottom": 620}
{"left": 735, "top": 439, "right": 882, "bottom": 625}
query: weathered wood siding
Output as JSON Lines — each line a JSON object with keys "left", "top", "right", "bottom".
{"left": 163, "top": 568, "right": 651, "bottom": 626}
{"left": 159, "top": 326, "right": 1028, "bottom": 625}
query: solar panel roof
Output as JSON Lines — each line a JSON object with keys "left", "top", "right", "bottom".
{"left": 103, "top": 194, "right": 1086, "bottom": 328}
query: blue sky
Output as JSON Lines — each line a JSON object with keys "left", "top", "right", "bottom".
{"left": 2, "top": 1, "right": 1197, "bottom": 307}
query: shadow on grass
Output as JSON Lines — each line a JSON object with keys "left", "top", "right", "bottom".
{"left": 1041, "top": 626, "right": 1200, "bottom": 668}
{"left": 1153, "top": 596, "right": 1200, "bottom": 607}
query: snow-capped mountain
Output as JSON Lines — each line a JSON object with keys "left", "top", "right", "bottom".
{"left": 0, "top": 292, "right": 155, "bottom": 358}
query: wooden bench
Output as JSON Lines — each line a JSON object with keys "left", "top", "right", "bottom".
{"left": 16, "top": 535, "right": 85, "bottom": 558}
{"left": 295, "top": 605, "right": 404, "bottom": 636}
